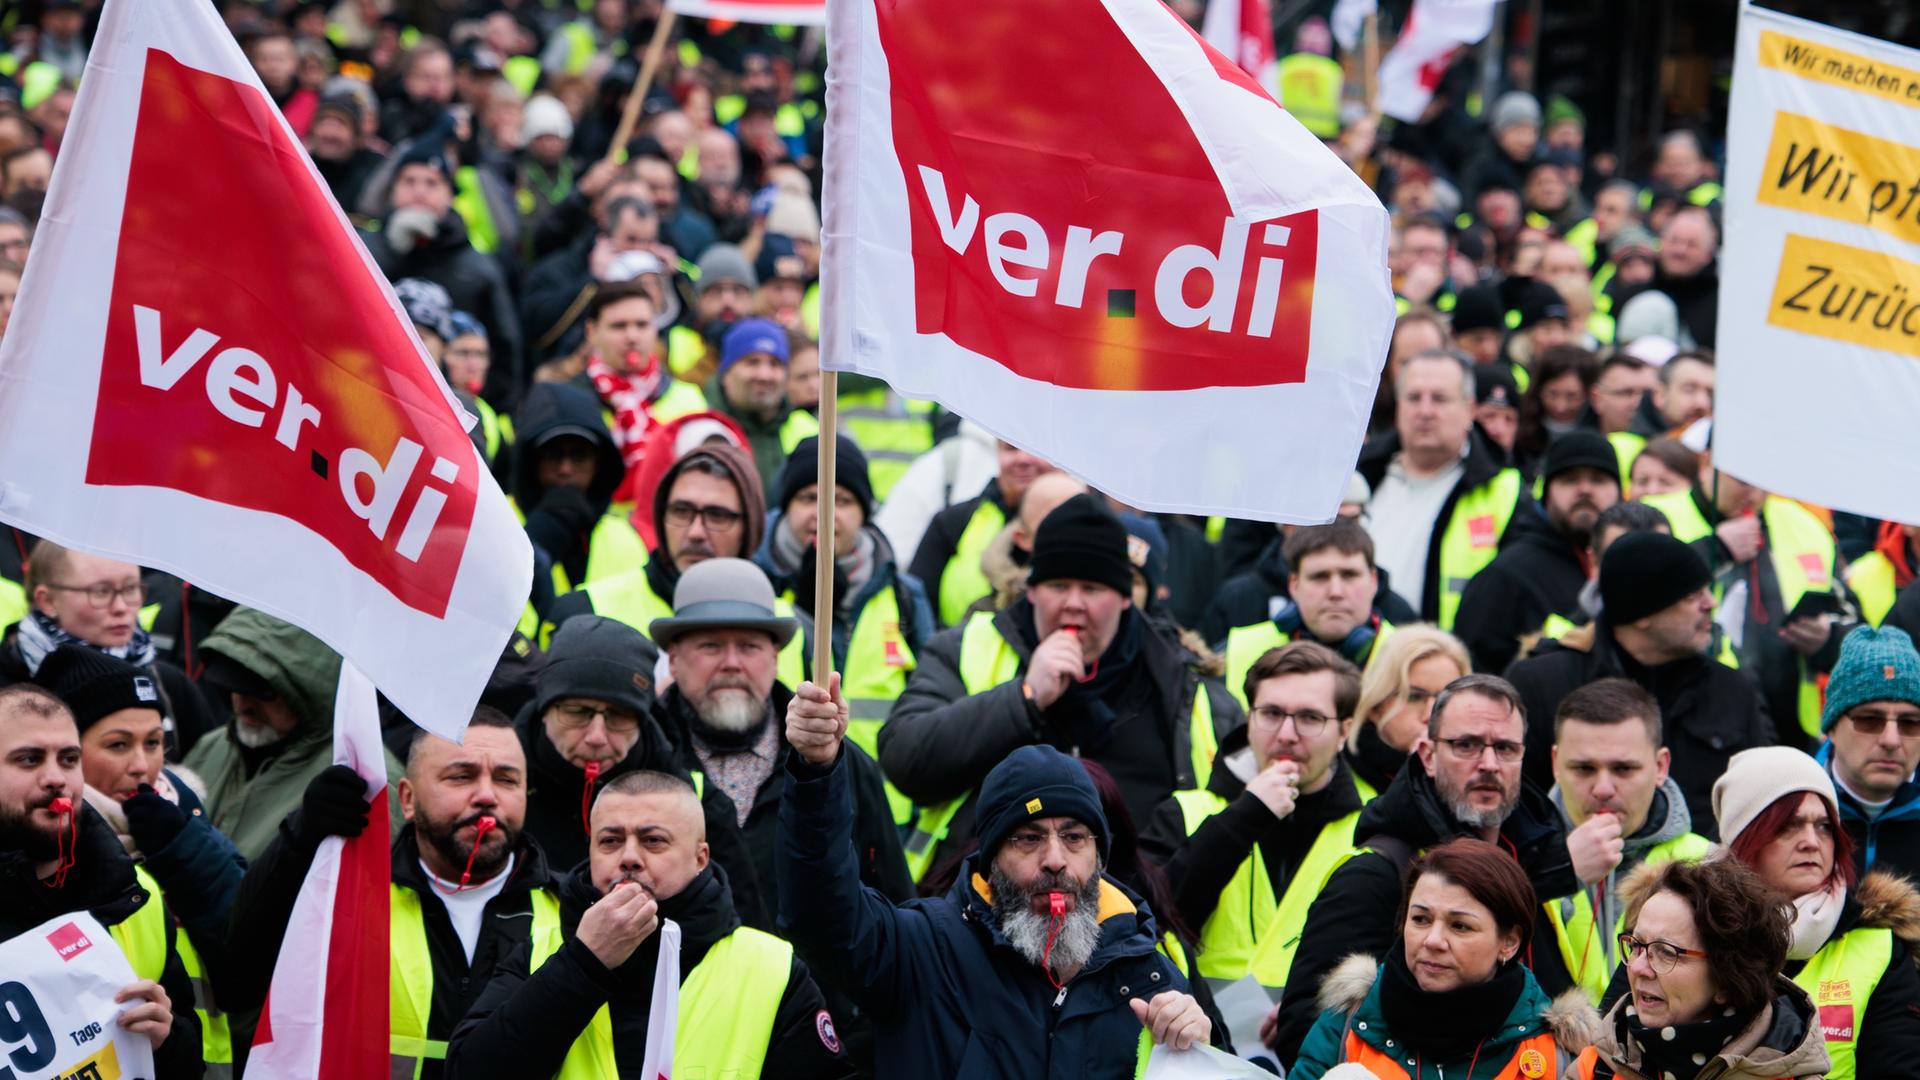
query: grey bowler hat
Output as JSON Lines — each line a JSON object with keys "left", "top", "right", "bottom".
{"left": 649, "top": 558, "right": 798, "bottom": 650}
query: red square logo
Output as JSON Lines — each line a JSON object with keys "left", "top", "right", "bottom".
{"left": 1797, "top": 554, "right": 1830, "bottom": 587}
{"left": 46, "top": 921, "right": 93, "bottom": 962}
{"left": 1467, "top": 514, "right": 1498, "bottom": 549}
{"left": 1819, "top": 1003, "right": 1855, "bottom": 1042}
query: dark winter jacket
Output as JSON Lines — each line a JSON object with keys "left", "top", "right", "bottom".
{"left": 1138, "top": 725, "right": 1369, "bottom": 935}
{"left": 878, "top": 599, "right": 1244, "bottom": 861}
{"left": 444, "top": 861, "right": 848, "bottom": 1079}
{"left": 778, "top": 750, "right": 1189, "bottom": 1079}
{"left": 82, "top": 766, "right": 245, "bottom": 961}
{"left": 1199, "top": 532, "right": 1419, "bottom": 646}
{"left": 363, "top": 211, "right": 525, "bottom": 400}
{"left": 1505, "top": 620, "right": 1773, "bottom": 839}
{"left": 1818, "top": 741, "right": 1920, "bottom": 886}
{"left": 1454, "top": 514, "right": 1592, "bottom": 674}
{"left": 221, "top": 823, "right": 559, "bottom": 1080}
{"left": 654, "top": 683, "right": 912, "bottom": 930}
{"left": 0, "top": 805, "right": 204, "bottom": 1078}
{"left": 908, "top": 480, "right": 1012, "bottom": 627}
{"left": 511, "top": 382, "right": 630, "bottom": 590}
{"left": 1269, "top": 759, "right": 1577, "bottom": 1067}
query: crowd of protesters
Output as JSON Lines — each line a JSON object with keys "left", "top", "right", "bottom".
{"left": 1, "top": 1, "right": 1918, "bottom": 1078}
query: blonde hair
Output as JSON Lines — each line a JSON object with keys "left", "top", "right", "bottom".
{"left": 1348, "top": 624, "right": 1470, "bottom": 752}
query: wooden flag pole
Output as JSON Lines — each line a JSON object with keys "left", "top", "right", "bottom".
{"left": 812, "top": 369, "right": 840, "bottom": 686}
{"left": 605, "top": 10, "right": 679, "bottom": 164}
{"left": 1362, "top": 12, "right": 1380, "bottom": 116}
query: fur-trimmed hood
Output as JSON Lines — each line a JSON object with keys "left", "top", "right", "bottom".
{"left": 1315, "top": 952, "right": 1603, "bottom": 1049}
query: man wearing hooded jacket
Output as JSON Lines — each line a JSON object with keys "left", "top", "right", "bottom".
{"left": 511, "top": 382, "right": 647, "bottom": 606}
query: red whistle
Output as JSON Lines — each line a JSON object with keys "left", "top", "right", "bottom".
{"left": 1048, "top": 890, "right": 1066, "bottom": 917}
{"left": 476, "top": 814, "right": 497, "bottom": 834}
{"left": 48, "top": 797, "right": 72, "bottom": 815}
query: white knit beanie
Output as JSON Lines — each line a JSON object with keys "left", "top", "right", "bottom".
{"left": 1712, "top": 746, "right": 1837, "bottom": 846}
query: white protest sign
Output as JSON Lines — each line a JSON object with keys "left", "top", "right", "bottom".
{"left": 0, "top": 913, "right": 157, "bottom": 1080}
{"left": 1141, "top": 1042, "right": 1275, "bottom": 1078}
{"left": 1716, "top": 4, "right": 1920, "bottom": 522}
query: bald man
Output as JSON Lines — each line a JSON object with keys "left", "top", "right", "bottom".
{"left": 448, "top": 771, "right": 849, "bottom": 1079}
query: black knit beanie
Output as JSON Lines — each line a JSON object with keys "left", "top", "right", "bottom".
{"left": 35, "top": 645, "right": 164, "bottom": 733}
{"left": 1028, "top": 493, "right": 1132, "bottom": 596}
{"left": 775, "top": 435, "right": 875, "bottom": 520}
{"left": 1599, "top": 532, "right": 1711, "bottom": 626}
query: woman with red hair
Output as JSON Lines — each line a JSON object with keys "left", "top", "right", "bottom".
{"left": 1712, "top": 746, "right": 1920, "bottom": 1079}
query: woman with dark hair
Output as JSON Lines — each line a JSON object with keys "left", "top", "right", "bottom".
{"left": 1291, "top": 838, "right": 1599, "bottom": 1079}
{"left": 1710, "top": 747, "right": 1920, "bottom": 1079}
{"left": 1626, "top": 436, "right": 1697, "bottom": 499}
{"left": 1575, "top": 857, "right": 1828, "bottom": 1079}
{"left": 1515, "top": 345, "right": 1598, "bottom": 471}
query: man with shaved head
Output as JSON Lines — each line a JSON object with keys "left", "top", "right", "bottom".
{"left": 448, "top": 770, "right": 848, "bottom": 1078}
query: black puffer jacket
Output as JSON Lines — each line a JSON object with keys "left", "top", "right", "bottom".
{"left": 1453, "top": 515, "right": 1590, "bottom": 674}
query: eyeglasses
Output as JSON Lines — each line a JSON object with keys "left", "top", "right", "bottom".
{"left": 1618, "top": 933, "right": 1708, "bottom": 973}
{"left": 1845, "top": 710, "right": 1920, "bottom": 738}
{"left": 664, "top": 501, "right": 743, "bottom": 532}
{"left": 551, "top": 701, "right": 643, "bottom": 734}
{"left": 1435, "top": 736, "right": 1525, "bottom": 763}
{"left": 1003, "top": 826, "right": 1096, "bottom": 855}
{"left": 1250, "top": 706, "right": 1335, "bottom": 736}
{"left": 44, "top": 582, "right": 146, "bottom": 609}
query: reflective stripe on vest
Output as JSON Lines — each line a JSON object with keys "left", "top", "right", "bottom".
{"left": 1545, "top": 834, "right": 1712, "bottom": 1004}
{"left": 1791, "top": 925, "right": 1893, "bottom": 1080}
{"left": 1344, "top": 1027, "right": 1560, "bottom": 1079}
{"left": 390, "top": 884, "right": 562, "bottom": 1079}
{"left": 839, "top": 583, "right": 919, "bottom": 829}
{"left": 904, "top": 612, "right": 1219, "bottom": 880}
{"left": 109, "top": 866, "right": 168, "bottom": 984}
{"left": 1436, "top": 469, "right": 1525, "bottom": 629}
{"left": 1172, "top": 790, "right": 1362, "bottom": 992}
{"left": 176, "top": 919, "right": 234, "bottom": 1071}
{"left": 838, "top": 387, "right": 935, "bottom": 502}
{"left": 937, "top": 499, "right": 1007, "bottom": 626}
{"left": 551, "top": 926, "right": 793, "bottom": 1080}
{"left": 1848, "top": 552, "right": 1898, "bottom": 628}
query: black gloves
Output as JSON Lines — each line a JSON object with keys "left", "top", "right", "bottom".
{"left": 122, "top": 784, "right": 190, "bottom": 854}
{"left": 289, "top": 764, "right": 372, "bottom": 847}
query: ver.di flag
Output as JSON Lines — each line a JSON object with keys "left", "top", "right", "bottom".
{"left": 666, "top": 0, "right": 824, "bottom": 26}
{"left": 1715, "top": 3, "right": 1920, "bottom": 524}
{"left": 1374, "top": 0, "right": 1496, "bottom": 122}
{"left": 245, "top": 663, "right": 389, "bottom": 1079}
{"left": 1202, "top": 0, "right": 1277, "bottom": 88}
{"left": 0, "top": 0, "right": 531, "bottom": 739}
{"left": 821, "top": 0, "right": 1393, "bottom": 521}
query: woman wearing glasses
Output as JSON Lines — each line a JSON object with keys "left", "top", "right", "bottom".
{"left": 1291, "top": 837, "right": 1601, "bottom": 1080}
{"left": 1573, "top": 857, "right": 1828, "bottom": 1080}
{"left": 1342, "top": 627, "right": 1471, "bottom": 797}
{"left": 1707, "top": 747, "right": 1920, "bottom": 1080}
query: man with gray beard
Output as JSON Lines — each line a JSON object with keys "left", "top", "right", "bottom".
{"left": 1267, "top": 674, "right": 1580, "bottom": 1068}
{"left": 648, "top": 558, "right": 910, "bottom": 934}
{"left": 780, "top": 681, "right": 1214, "bottom": 1076}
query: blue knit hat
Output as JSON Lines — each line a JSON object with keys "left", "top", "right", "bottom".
{"left": 1821, "top": 625, "right": 1920, "bottom": 733}
{"left": 974, "top": 746, "right": 1110, "bottom": 862}
{"left": 719, "top": 317, "right": 790, "bottom": 374}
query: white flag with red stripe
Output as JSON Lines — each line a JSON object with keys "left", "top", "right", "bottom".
{"left": 0, "top": 0, "right": 530, "bottom": 740}
{"left": 822, "top": 0, "right": 1393, "bottom": 522}
{"left": 666, "top": 0, "right": 825, "bottom": 25}
{"left": 1202, "top": 0, "right": 1278, "bottom": 87}
{"left": 245, "top": 663, "right": 389, "bottom": 1078}
{"left": 1374, "top": 0, "right": 1496, "bottom": 122}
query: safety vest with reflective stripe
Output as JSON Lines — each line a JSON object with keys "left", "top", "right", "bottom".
{"left": 1847, "top": 551, "right": 1898, "bottom": 628}
{"left": 1565, "top": 218, "right": 1600, "bottom": 268}
{"left": 1606, "top": 432, "right": 1646, "bottom": 496}
{"left": 109, "top": 866, "right": 169, "bottom": 984}
{"left": 837, "top": 385, "right": 935, "bottom": 503}
{"left": 937, "top": 498, "right": 1007, "bottom": 626}
{"left": 548, "top": 924, "right": 794, "bottom": 1080}
{"left": 1790, "top": 925, "right": 1892, "bottom": 1080}
{"left": 175, "top": 918, "right": 234, "bottom": 1075}
{"left": 389, "top": 884, "right": 563, "bottom": 1080}
{"left": 1544, "top": 833, "right": 1712, "bottom": 1004}
{"left": 1344, "top": 1026, "right": 1561, "bottom": 1080}
{"left": 832, "top": 582, "right": 920, "bottom": 829}
{"left": 1170, "top": 789, "right": 1365, "bottom": 992}
{"left": 1222, "top": 620, "right": 1395, "bottom": 708}
{"left": 667, "top": 325, "right": 707, "bottom": 379}
{"left": 454, "top": 166, "right": 500, "bottom": 255}
{"left": 903, "top": 612, "right": 1221, "bottom": 880}
{"left": 1642, "top": 492, "right": 1836, "bottom": 738}
{"left": 0, "top": 576, "right": 24, "bottom": 635}
{"left": 564, "top": 567, "right": 807, "bottom": 688}
{"left": 1276, "top": 53, "right": 1342, "bottom": 138}
{"left": 1436, "top": 469, "right": 1526, "bottom": 630}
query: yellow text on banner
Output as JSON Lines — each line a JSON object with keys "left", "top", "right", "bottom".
{"left": 1758, "top": 29, "right": 1920, "bottom": 108}
{"left": 1759, "top": 112, "right": 1920, "bottom": 247}
{"left": 1769, "top": 232, "right": 1920, "bottom": 357}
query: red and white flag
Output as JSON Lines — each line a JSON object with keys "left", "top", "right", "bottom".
{"left": 822, "top": 0, "right": 1392, "bottom": 522}
{"left": 1374, "top": 0, "right": 1496, "bottom": 122}
{"left": 666, "top": 0, "right": 824, "bottom": 26}
{"left": 0, "top": 0, "right": 531, "bottom": 739}
{"left": 246, "top": 663, "right": 389, "bottom": 1078}
{"left": 1202, "top": 0, "right": 1278, "bottom": 87}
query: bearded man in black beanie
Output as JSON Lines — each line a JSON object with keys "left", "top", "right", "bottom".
{"left": 878, "top": 492, "right": 1243, "bottom": 881}
{"left": 1506, "top": 530, "right": 1773, "bottom": 835}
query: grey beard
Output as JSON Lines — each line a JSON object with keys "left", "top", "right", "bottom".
{"left": 234, "top": 718, "right": 287, "bottom": 749}
{"left": 1438, "top": 770, "right": 1518, "bottom": 830}
{"left": 990, "top": 862, "right": 1104, "bottom": 981}
{"left": 696, "top": 686, "right": 764, "bottom": 733}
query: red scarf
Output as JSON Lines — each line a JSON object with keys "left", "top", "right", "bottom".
{"left": 586, "top": 351, "right": 666, "bottom": 475}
